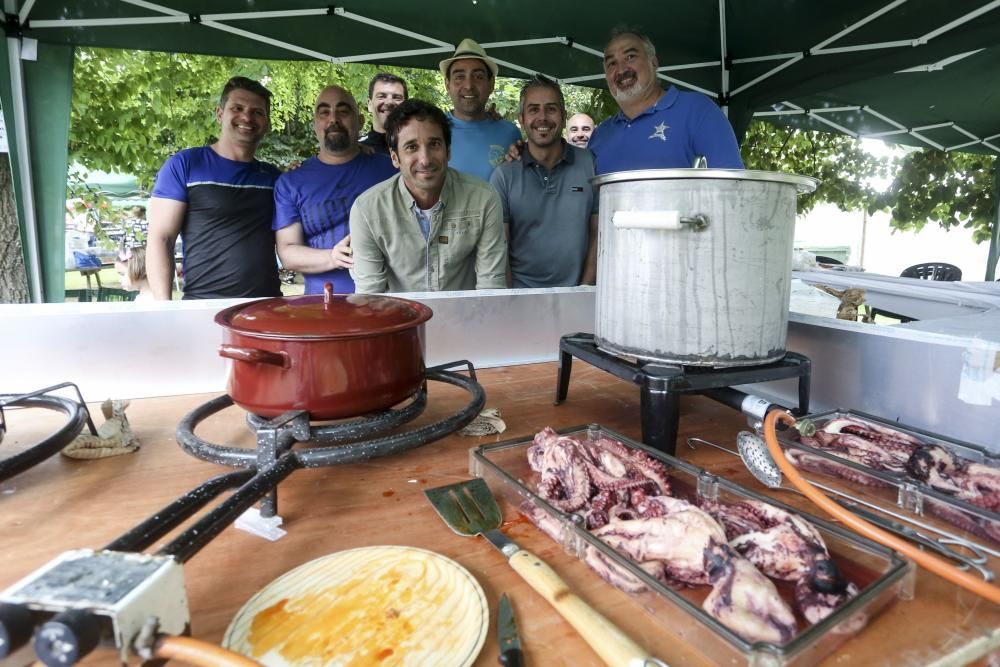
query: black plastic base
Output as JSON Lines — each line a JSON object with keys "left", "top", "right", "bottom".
{"left": 555, "top": 333, "right": 811, "bottom": 456}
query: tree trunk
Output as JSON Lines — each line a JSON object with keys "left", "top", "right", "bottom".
{"left": 0, "top": 154, "right": 30, "bottom": 303}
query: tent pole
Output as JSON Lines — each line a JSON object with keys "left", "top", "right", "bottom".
{"left": 987, "top": 159, "right": 999, "bottom": 281}
{"left": 5, "top": 34, "right": 44, "bottom": 303}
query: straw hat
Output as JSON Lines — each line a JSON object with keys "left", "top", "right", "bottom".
{"left": 439, "top": 38, "right": 499, "bottom": 78}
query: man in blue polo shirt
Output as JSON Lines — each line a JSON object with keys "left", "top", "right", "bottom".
{"left": 273, "top": 85, "right": 397, "bottom": 294}
{"left": 439, "top": 38, "right": 522, "bottom": 182}
{"left": 589, "top": 29, "right": 744, "bottom": 174}
{"left": 490, "top": 76, "right": 597, "bottom": 287}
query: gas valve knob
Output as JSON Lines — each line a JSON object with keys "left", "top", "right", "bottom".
{"left": 34, "top": 609, "right": 101, "bottom": 666}
{"left": 0, "top": 603, "right": 35, "bottom": 658}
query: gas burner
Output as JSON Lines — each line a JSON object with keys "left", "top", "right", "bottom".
{"left": 175, "top": 360, "right": 486, "bottom": 518}
{"left": 555, "top": 333, "right": 811, "bottom": 455}
{"left": 0, "top": 383, "right": 96, "bottom": 483}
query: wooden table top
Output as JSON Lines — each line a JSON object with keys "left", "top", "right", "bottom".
{"left": 2, "top": 362, "right": 997, "bottom": 666}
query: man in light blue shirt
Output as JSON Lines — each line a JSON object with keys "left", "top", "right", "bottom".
{"left": 439, "top": 38, "right": 522, "bottom": 182}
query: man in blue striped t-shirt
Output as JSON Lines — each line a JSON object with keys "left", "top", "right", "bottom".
{"left": 147, "top": 76, "right": 282, "bottom": 300}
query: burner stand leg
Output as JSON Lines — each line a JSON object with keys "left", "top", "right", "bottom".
{"left": 256, "top": 428, "right": 279, "bottom": 518}
{"left": 640, "top": 386, "right": 680, "bottom": 457}
{"left": 555, "top": 341, "right": 574, "bottom": 405}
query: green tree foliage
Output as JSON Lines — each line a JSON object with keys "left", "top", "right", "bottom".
{"left": 742, "top": 121, "right": 995, "bottom": 244}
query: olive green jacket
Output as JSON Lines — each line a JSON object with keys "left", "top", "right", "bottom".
{"left": 349, "top": 169, "right": 508, "bottom": 294}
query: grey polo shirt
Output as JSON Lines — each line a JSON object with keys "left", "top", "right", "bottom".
{"left": 489, "top": 141, "right": 597, "bottom": 288}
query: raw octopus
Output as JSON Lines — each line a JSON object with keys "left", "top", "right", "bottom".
{"left": 792, "top": 416, "right": 1000, "bottom": 542}
{"left": 523, "top": 429, "right": 867, "bottom": 645}
{"left": 700, "top": 499, "right": 861, "bottom": 625}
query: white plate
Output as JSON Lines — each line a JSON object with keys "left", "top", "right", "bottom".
{"left": 223, "top": 545, "right": 488, "bottom": 667}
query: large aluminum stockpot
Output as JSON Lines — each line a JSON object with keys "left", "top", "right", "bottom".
{"left": 215, "top": 287, "right": 432, "bottom": 419}
{"left": 593, "top": 169, "right": 817, "bottom": 367}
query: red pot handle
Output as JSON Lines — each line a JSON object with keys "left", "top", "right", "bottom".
{"left": 218, "top": 344, "right": 291, "bottom": 368}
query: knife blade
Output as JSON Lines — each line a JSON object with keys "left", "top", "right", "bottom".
{"left": 497, "top": 593, "right": 523, "bottom": 667}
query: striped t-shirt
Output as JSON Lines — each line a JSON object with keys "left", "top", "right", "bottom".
{"left": 152, "top": 146, "right": 282, "bottom": 299}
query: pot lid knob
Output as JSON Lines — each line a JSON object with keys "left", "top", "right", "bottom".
{"left": 324, "top": 282, "right": 333, "bottom": 306}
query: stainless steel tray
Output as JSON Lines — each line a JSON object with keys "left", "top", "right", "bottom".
{"left": 470, "top": 424, "right": 913, "bottom": 667}
{"left": 777, "top": 410, "right": 1000, "bottom": 546}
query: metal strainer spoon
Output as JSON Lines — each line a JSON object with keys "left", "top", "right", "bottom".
{"left": 736, "top": 430, "right": 783, "bottom": 488}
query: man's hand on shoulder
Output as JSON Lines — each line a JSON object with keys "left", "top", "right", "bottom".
{"left": 504, "top": 139, "right": 524, "bottom": 163}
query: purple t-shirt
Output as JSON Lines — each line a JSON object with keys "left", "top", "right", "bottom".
{"left": 273, "top": 153, "right": 396, "bottom": 294}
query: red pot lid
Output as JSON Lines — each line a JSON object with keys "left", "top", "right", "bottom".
{"left": 215, "top": 288, "right": 433, "bottom": 339}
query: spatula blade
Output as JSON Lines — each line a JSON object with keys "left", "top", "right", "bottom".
{"left": 424, "top": 478, "right": 503, "bottom": 536}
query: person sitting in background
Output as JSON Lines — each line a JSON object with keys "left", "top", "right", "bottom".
{"left": 115, "top": 246, "right": 155, "bottom": 302}
{"left": 349, "top": 99, "right": 508, "bottom": 293}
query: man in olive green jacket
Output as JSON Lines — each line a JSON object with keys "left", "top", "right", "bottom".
{"left": 349, "top": 99, "right": 508, "bottom": 294}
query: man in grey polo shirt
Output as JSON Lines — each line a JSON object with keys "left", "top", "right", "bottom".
{"left": 490, "top": 76, "right": 598, "bottom": 287}
{"left": 349, "top": 99, "right": 508, "bottom": 293}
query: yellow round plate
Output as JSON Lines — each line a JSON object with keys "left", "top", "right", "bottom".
{"left": 223, "top": 545, "right": 488, "bottom": 667}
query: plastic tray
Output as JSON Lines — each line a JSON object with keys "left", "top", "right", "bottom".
{"left": 469, "top": 424, "right": 913, "bottom": 667}
{"left": 777, "top": 410, "right": 1000, "bottom": 546}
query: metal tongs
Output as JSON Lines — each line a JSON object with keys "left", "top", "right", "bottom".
{"left": 687, "top": 434, "right": 995, "bottom": 582}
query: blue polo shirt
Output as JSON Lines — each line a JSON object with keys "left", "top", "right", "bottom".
{"left": 489, "top": 141, "right": 597, "bottom": 288}
{"left": 588, "top": 86, "right": 743, "bottom": 174}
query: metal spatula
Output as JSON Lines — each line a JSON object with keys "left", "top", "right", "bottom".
{"left": 425, "top": 478, "right": 664, "bottom": 667}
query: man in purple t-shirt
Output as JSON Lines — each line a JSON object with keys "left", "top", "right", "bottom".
{"left": 273, "top": 85, "right": 396, "bottom": 294}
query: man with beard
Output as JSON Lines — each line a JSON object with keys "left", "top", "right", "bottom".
{"left": 490, "top": 77, "right": 597, "bottom": 287}
{"left": 589, "top": 29, "right": 743, "bottom": 174}
{"left": 360, "top": 72, "right": 407, "bottom": 155}
{"left": 147, "top": 76, "right": 281, "bottom": 299}
{"left": 439, "top": 38, "right": 522, "bottom": 182}
{"left": 566, "top": 112, "right": 596, "bottom": 148}
{"left": 273, "top": 85, "right": 397, "bottom": 294}
{"left": 349, "top": 99, "right": 507, "bottom": 293}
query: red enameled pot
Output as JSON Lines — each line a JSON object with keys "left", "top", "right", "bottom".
{"left": 215, "top": 285, "right": 433, "bottom": 419}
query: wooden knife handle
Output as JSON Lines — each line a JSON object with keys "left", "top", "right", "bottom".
{"left": 508, "top": 549, "right": 656, "bottom": 667}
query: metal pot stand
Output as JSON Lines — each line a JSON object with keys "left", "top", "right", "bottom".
{"left": 555, "top": 333, "right": 811, "bottom": 456}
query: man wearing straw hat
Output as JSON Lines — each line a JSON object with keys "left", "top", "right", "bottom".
{"left": 439, "top": 38, "right": 522, "bottom": 182}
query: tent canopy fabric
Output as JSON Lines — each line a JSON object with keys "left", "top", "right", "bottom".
{"left": 15, "top": 0, "right": 1000, "bottom": 153}
{"left": 2, "top": 0, "right": 999, "bottom": 301}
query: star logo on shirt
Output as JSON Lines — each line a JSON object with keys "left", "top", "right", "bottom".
{"left": 649, "top": 122, "right": 669, "bottom": 142}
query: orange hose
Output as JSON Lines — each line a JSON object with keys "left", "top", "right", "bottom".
{"left": 763, "top": 410, "right": 1000, "bottom": 606}
{"left": 153, "top": 636, "right": 261, "bottom": 667}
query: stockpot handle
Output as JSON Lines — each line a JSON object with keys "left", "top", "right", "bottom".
{"left": 612, "top": 210, "right": 709, "bottom": 231}
{"left": 218, "top": 344, "right": 291, "bottom": 368}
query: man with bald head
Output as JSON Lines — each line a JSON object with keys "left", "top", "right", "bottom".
{"left": 589, "top": 28, "right": 742, "bottom": 173}
{"left": 273, "top": 85, "right": 397, "bottom": 294}
{"left": 566, "top": 113, "right": 595, "bottom": 148}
